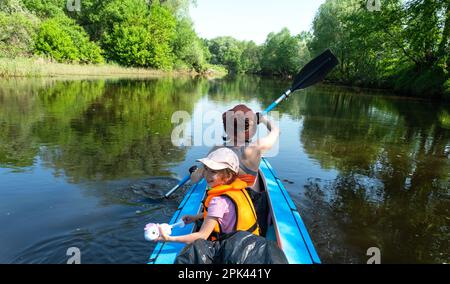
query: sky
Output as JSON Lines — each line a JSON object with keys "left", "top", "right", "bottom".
{"left": 190, "top": 0, "right": 326, "bottom": 44}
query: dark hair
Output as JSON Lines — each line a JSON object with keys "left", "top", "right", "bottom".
{"left": 219, "top": 168, "right": 238, "bottom": 185}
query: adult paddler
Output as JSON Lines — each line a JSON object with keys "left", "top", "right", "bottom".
{"left": 190, "top": 104, "right": 280, "bottom": 192}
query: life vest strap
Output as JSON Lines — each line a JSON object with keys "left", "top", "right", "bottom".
{"left": 245, "top": 222, "right": 259, "bottom": 234}
{"left": 209, "top": 222, "right": 259, "bottom": 241}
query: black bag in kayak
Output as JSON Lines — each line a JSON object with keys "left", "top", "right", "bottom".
{"left": 174, "top": 231, "right": 288, "bottom": 264}
{"left": 245, "top": 187, "right": 269, "bottom": 237}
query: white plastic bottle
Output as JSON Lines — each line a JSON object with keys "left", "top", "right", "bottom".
{"left": 144, "top": 219, "right": 185, "bottom": 241}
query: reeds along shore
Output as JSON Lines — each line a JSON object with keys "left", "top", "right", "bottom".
{"left": 0, "top": 57, "right": 228, "bottom": 78}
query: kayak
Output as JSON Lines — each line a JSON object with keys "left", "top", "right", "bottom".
{"left": 148, "top": 158, "right": 321, "bottom": 264}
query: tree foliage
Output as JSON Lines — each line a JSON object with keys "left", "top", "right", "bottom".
{"left": 0, "top": 0, "right": 206, "bottom": 69}
{"left": 21, "top": 0, "right": 66, "bottom": 18}
{"left": 206, "top": 37, "right": 244, "bottom": 74}
{"left": 206, "top": 28, "right": 311, "bottom": 76}
{"left": 261, "top": 28, "right": 310, "bottom": 76}
{"left": 0, "top": 11, "right": 38, "bottom": 58}
{"left": 0, "top": 0, "right": 39, "bottom": 58}
{"left": 1, "top": 0, "right": 448, "bottom": 98}
{"left": 101, "top": 0, "right": 176, "bottom": 69}
{"left": 172, "top": 18, "right": 209, "bottom": 72}
{"left": 310, "top": 0, "right": 450, "bottom": 98}
{"left": 205, "top": 37, "right": 262, "bottom": 75}
{"left": 35, "top": 15, "right": 103, "bottom": 63}
{"left": 240, "top": 41, "right": 262, "bottom": 74}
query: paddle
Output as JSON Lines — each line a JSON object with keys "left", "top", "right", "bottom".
{"left": 164, "top": 174, "right": 191, "bottom": 198}
{"left": 165, "top": 49, "right": 338, "bottom": 198}
{"left": 262, "top": 49, "right": 338, "bottom": 115}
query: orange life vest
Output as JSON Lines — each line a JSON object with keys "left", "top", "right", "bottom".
{"left": 203, "top": 178, "right": 259, "bottom": 240}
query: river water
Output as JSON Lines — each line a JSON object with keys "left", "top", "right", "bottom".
{"left": 0, "top": 76, "right": 448, "bottom": 263}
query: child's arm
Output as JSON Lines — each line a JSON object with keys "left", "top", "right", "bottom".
{"left": 253, "top": 114, "right": 280, "bottom": 153}
{"left": 158, "top": 216, "right": 218, "bottom": 244}
{"left": 182, "top": 213, "right": 203, "bottom": 224}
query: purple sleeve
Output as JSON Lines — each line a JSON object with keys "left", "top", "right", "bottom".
{"left": 206, "top": 197, "right": 230, "bottom": 219}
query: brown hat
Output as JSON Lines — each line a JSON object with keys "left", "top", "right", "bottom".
{"left": 222, "top": 104, "right": 257, "bottom": 141}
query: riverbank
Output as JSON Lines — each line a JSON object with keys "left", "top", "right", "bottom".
{"left": 327, "top": 77, "right": 450, "bottom": 102}
{"left": 0, "top": 57, "right": 228, "bottom": 79}
{"left": 256, "top": 73, "right": 449, "bottom": 102}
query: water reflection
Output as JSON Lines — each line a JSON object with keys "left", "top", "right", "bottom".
{"left": 298, "top": 89, "right": 450, "bottom": 263}
{"left": 0, "top": 78, "right": 208, "bottom": 181}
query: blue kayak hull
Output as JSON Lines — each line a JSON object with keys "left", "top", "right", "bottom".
{"left": 148, "top": 158, "right": 320, "bottom": 264}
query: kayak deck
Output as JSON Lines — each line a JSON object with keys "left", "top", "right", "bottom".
{"left": 148, "top": 158, "right": 320, "bottom": 264}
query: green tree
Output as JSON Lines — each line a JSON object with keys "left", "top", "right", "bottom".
{"left": 0, "top": 0, "right": 39, "bottom": 58}
{"left": 21, "top": 0, "right": 66, "bottom": 18}
{"left": 240, "top": 41, "right": 262, "bottom": 74}
{"left": 207, "top": 37, "right": 245, "bottom": 74}
{"left": 160, "top": 0, "right": 195, "bottom": 18}
{"left": 0, "top": 0, "right": 28, "bottom": 13}
{"left": 261, "top": 28, "right": 306, "bottom": 77}
{"left": 101, "top": 0, "right": 176, "bottom": 69}
{"left": 310, "top": 0, "right": 450, "bottom": 99}
{"left": 147, "top": 2, "right": 177, "bottom": 69}
{"left": 35, "top": 15, "right": 104, "bottom": 63}
{"left": 0, "top": 12, "right": 38, "bottom": 58}
{"left": 309, "top": 0, "right": 361, "bottom": 82}
{"left": 172, "top": 17, "right": 208, "bottom": 72}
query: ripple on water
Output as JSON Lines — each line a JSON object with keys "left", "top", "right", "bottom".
{"left": 11, "top": 215, "right": 161, "bottom": 264}
{"left": 11, "top": 177, "right": 189, "bottom": 264}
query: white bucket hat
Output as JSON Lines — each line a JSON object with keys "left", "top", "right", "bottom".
{"left": 197, "top": 148, "right": 239, "bottom": 174}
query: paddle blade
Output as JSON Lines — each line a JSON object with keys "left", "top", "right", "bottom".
{"left": 291, "top": 49, "right": 339, "bottom": 92}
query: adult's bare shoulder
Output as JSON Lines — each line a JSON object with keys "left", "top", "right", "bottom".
{"left": 242, "top": 145, "right": 262, "bottom": 167}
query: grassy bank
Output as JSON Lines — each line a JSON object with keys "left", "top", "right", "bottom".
{"left": 0, "top": 57, "right": 227, "bottom": 78}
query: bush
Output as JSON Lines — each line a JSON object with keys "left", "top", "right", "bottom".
{"left": 21, "top": 0, "right": 66, "bottom": 18}
{"left": 35, "top": 16, "right": 103, "bottom": 64}
{"left": 101, "top": 2, "right": 176, "bottom": 69}
{"left": 204, "top": 64, "right": 228, "bottom": 76}
{"left": 394, "top": 66, "right": 448, "bottom": 99}
{"left": 103, "top": 24, "right": 154, "bottom": 67}
{"left": 172, "top": 18, "right": 209, "bottom": 72}
{"left": 0, "top": 11, "right": 38, "bottom": 58}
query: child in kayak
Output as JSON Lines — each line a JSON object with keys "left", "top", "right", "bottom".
{"left": 155, "top": 147, "right": 259, "bottom": 244}
{"left": 190, "top": 104, "right": 280, "bottom": 191}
